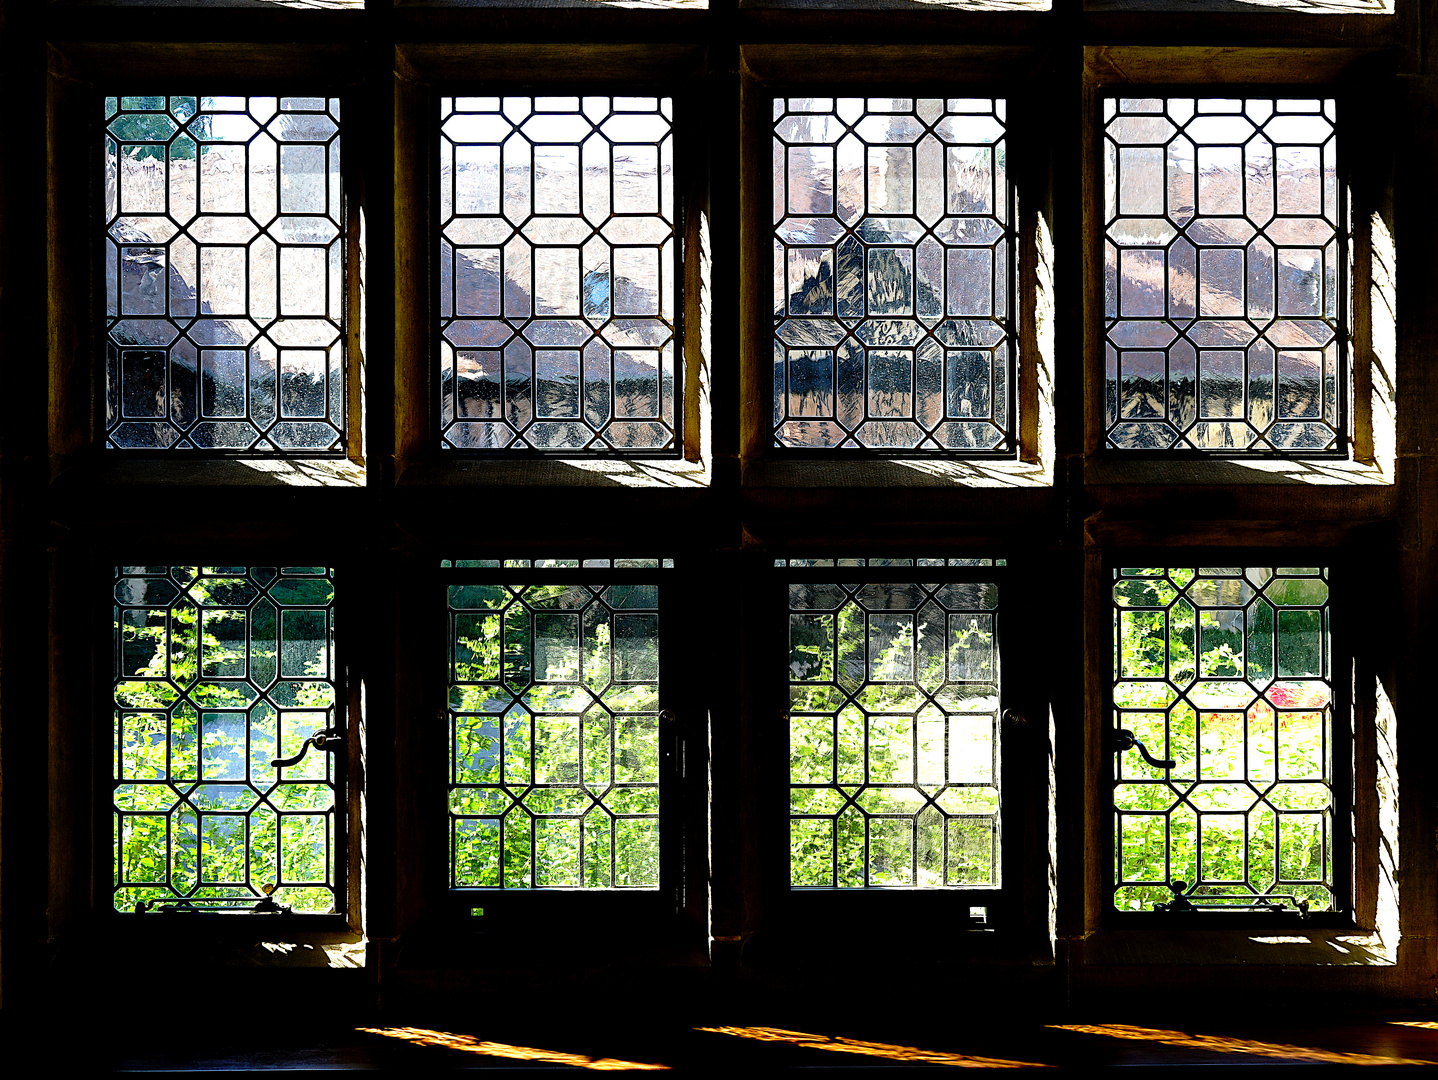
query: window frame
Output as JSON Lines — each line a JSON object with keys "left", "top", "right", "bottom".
{"left": 403, "top": 554, "right": 709, "bottom": 964}
{"left": 1098, "top": 87, "right": 1349, "bottom": 459}
{"left": 79, "top": 545, "right": 365, "bottom": 943}
{"left": 748, "top": 550, "right": 1055, "bottom": 964}
{"left": 739, "top": 45, "right": 1057, "bottom": 492}
{"left": 1101, "top": 552, "right": 1355, "bottom": 929}
{"left": 1081, "top": 46, "right": 1400, "bottom": 486}
{"left": 1081, "top": 531, "right": 1395, "bottom": 959}
{"left": 393, "top": 44, "right": 713, "bottom": 489}
{"left": 48, "top": 41, "right": 369, "bottom": 486}
{"left": 766, "top": 88, "right": 1022, "bottom": 459}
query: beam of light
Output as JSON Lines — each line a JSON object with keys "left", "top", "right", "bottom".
{"left": 1046, "top": 1024, "right": 1435, "bottom": 1065}
{"left": 1390, "top": 1021, "right": 1438, "bottom": 1030}
{"left": 695, "top": 1026, "right": 1051, "bottom": 1068}
{"left": 357, "top": 1027, "right": 669, "bottom": 1070}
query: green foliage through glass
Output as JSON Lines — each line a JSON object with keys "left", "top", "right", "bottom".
{"left": 113, "top": 566, "right": 339, "bottom": 913}
{"left": 1112, "top": 566, "right": 1335, "bottom": 914}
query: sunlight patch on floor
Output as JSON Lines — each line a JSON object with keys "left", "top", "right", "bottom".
{"left": 357, "top": 1027, "right": 670, "bottom": 1070}
{"left": 696, "top": 1026, "right": 1051, "bottom": 1068}
{"left": 1047, "top": 1023, "right": 1434, "bottom": 1065}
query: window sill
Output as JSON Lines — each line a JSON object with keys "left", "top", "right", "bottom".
{"left": 398, "top": 456, "right": 709, "bottom": 489}
{"left": 1077, "top": 927, "right": 1395, "bottom": 967}
{"left": 743, "top": 457, "right": 1051, "bottom": 490}
{"left": 1085, "top": 456, "right": 1394, "bottom": 488}
{"left": 52, "top": 456, "right": 366, "bottom": 490}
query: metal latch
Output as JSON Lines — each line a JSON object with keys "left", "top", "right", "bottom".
{"left": 1109, "top": 727, "right": 1176, "bottom": 771}
{"left": 272, "top": 727, "right": 343, "bottom": 769}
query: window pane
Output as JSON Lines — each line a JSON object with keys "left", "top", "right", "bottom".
{"left": 789, "top": 577, "right": 1001, "bottom": 887}
{"left": 104, "top": 95, "right": 346, "bottom": 453}
{"left": 447, "top": 576, "right": 664, "bottom": 888}
{"left": 772, "top": 97, "right": 1015, "bottom": 453}
{"left": 1112, "top": 566, "right": 1335, "bottom": 913}
{"left": 438, "top": 95, "right": 679, "bottom": 453}
{"left": 113, "top": 566, "right": 340, "bottom": 913}
{"left": 1104, "top": 97, "right": 1344, "bottom": 452}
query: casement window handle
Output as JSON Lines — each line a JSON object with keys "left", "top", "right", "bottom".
{"left": 272, "top": 728, "right": 343, "bottom": 769}
{"left": 1110, "top": 727, "right": 1176, "bottom": 771}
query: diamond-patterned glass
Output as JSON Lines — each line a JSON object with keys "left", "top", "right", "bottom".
{"left": 772, "top": 97, "right": 1016, "bottom": 453}
{"left": 789, "top": 577, "right": 1002, "bottom": 888}
{"left": 447, "top": 577, "right": 663, "bottom": 888}
{"left": 1104, "top": 98, "right": 1344, "bottom": 452}
{"left": 1112, "top": 566, "right": 1335, "bottom": 913}
{"left": 105, "top": 96, "right": 346, "bottom": 453}
{"left": 113, "top": 566, "right": 340, "bottom": 913}
{"left": 439, "top": 96, "right": 679, "bottom": 453}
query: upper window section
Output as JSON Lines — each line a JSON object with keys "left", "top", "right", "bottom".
{"left": 1104, "top": 97, "right": 1344, "bottom": 454}
{"left": 438, "top": 96, "right": 679, "bottom": 454}
{"left": 772, "top": 97, "right": 1015, "bottom": 455}
{"left": 105, "top": 96, "right": 347, "bottom": 454}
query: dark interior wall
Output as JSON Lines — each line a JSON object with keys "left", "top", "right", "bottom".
{"left": 3, "top": 0, "right": 1435, "bottom": 1028}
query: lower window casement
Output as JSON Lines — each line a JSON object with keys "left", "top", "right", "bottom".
{"left": 1109, "top": 563, "right": 1347, "bottom": 919}
{"left": 111, "top": 565, "right": 345, "bottom": 915}
{"left": 442, "top": 558, "right": 677, "bottom": 894}
{"left": 782, "top": 557, "right": 1010, "bottom": 896}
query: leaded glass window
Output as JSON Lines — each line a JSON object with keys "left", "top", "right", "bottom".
{"left": 1112, "top": 566, "right": 1337, "bottom": 914}
{"left": 438, "top": 95, "right": 679, "bottom": 453}
{"left": 105, "top": 95, "right": 347, "bottom": 453}
{"left": 446, "top": 564, "right": 668, "bottom": 888}
{"left": 113, "top": 566, "right": 341, "bottom": 913}
{"left": 1104, "top": 97, "right": 1344, "bottom": 453}
{"left": 788, "top": 567, "right": 1004, "bottom": 888}
{"left": 772, "top": 97, "right": 1016, "bottom": 453}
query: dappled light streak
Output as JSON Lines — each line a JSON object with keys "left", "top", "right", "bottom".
{"left": 771, "top": 97, "right": 1016, "bottom": 453}
{"left": 1047, "top": 1024, "right": 1433, "bottom": 1065}
{"left": 357, "top": 1028, "right": 669, "bottom": 1070}
{"left": 697, "top": 1026, "right": 1048, "bottom": 1068}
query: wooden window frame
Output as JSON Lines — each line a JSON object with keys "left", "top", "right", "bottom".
{"left": 740, "top": 45, "right": 1057, "bottom": 493}
{"left": 1081, "top": 45, "right": 1401, "bottom": 487}
{"left": 393, "top": 43, "right": 714, "bottom": 490}
{"left": 47, "top": 40, "right": 369, "bottom": 490}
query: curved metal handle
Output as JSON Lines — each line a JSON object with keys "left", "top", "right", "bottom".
{"left": 1112, "top": 727, "right": 1176, "bottom": 771}
{"left": 272, "top": 728, "right": 342, "bottom": 769}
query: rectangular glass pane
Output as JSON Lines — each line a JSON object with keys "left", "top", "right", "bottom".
{"left": 789, "top": 577, "right": 1001, "bottom": 887}
{"left": 438, "top": 95, "right": 679, "bottom": 453}
{"left": 113, "top": 566, "right": 339, "bottom": 913}
{"left": 1104, "top": 97, "right": 1344, "bottom": 452}
{"left": 1112, "top": 566, "right": 1335, "bottom": 913}
{"left": 772, "top": 97, "right": 1016, "bottom": 453}
{"left": 104, "top": 95, "right": 346, "bottom": 453}
{"left": 447, "top": 576, "right": 662, "bottom": 889}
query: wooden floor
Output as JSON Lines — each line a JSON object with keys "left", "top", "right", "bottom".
{"left": 91, "top": 1014, "right": 1438, "bottom": 1072}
